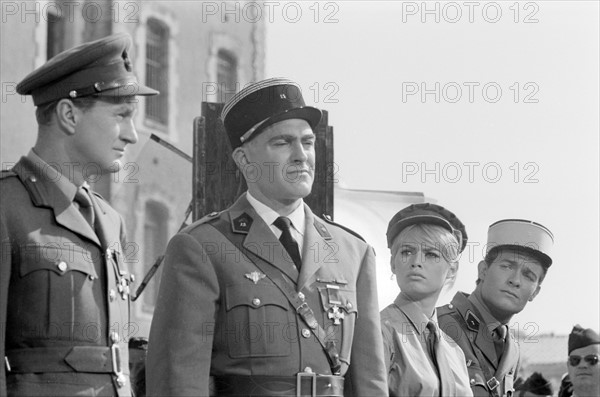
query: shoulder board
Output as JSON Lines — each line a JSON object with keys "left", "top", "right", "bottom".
{"left": 196, "top": 211, "right": 222, "bottom": 225}
{"left": 436, "top": 303, "right": 455, "bottom": 317}
{"left": 0, "top": 170, "right": 17, "bottom": 180}
{"left": 319, "top": 214, "right": 366, "bottom": 242}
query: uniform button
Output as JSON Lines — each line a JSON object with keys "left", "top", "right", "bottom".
{"left": 29, "top": 176, "right": 37, "bottom": 182}
{"left": 88, "top": 275, "right": 95, "bottom": 280}
{"left": 252, "top": 298, "right": 261, "bottom": 306}
{"left": 346, "top": 301, "right": 353, "bottom": 310}
{"left": 297, "top": 292, "right": 305, "bottom": 301}
{"left": 303, "top": 366, "right": 313, "bottom": 373}
{"left": 130, "top": 274, "right": 135, "bottom": 282}
{"left": 470, "top": 379, "right": 476, "bottom": 385}
{"left": 110, "top": 331, "right": 119, "bottom": 343}
{"left": 449, "top": 304, "right": 454, "bottom": 309}
{"left": 301, "top": 329, "right": 311, "bottom": 338}
{"left": 109, "top": 289, "right": 116, "bottom": 301}
{"left": 57, "top": 261, "right": 67, "bottom": 272}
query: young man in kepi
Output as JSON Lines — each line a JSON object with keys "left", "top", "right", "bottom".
{"left": 1, "top": 33, "right": 158, "bottom": 396}
{"left": 147, "top": 78, "right": 388, "bottom": 396}
{"left": 438, "top": 219, "right": 554, "bottom": 397}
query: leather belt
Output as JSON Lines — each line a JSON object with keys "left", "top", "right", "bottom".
{"left": 5, "top": 346, "right": 119, "bottom": 374}
{"left": 211, "top": 373, "right": 344, "bottom": 397}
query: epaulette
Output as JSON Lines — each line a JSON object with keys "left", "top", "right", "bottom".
{"left": 196, "top": 211, "right": 222, "bottom": 225}
{"left": 0, "top": 169, "right": 17, "bottom": 180}
{"left": 319, "top": 214, "right": 366, "bottom": 242}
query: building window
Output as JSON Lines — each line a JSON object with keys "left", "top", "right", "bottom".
{"left": 217, "top": 49, "right": 238, "bottom": 103}
{"left": 142, "top": 201, "right": 169, "bottom": 312}
{"left": 47, "top": 9, "right": 65, "bottom": 59}
{"left": 145, "top": 18, "right": 169, "bottom": 126}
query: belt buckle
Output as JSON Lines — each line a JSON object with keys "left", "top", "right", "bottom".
{"left": 111, "top": 344, "right": 126, "bottom": 388}
{"left": 296, "top": 371, "right": 317, "bottom": 397}
{"left": 487, "top": 376, "right": 500, "bottom": 391}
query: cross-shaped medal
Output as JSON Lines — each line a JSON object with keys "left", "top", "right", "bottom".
{"left": 328, "top": 304, "right": 345, "bottom": 325}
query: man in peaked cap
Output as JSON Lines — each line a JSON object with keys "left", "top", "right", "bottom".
{"left": 147, "top": 78, "right": 388, "bottom": 396}
{"left": 567, "top": 325, "right": 600, "bottom": 397}
{"left": 438, "top": 219, "right": 554, "bottom": 397}
{"left": 1, "top": 33, "right": 157, "bottom": 396}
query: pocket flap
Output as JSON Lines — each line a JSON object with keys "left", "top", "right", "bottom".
{"left": 19, "top": 244, "right": 98, "bottom": 278}
{"left": 225, "top": 283, "right": 289, "bottom": 311}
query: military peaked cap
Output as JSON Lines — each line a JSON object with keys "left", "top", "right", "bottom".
{"left": 17, "top": 33, "right": 158, "bottom": 106}
{"left": 386, "top": 203, "right": 468, "bottom": 252}
{"left": 221, "top": 77, "right": 322, "bottom": 149}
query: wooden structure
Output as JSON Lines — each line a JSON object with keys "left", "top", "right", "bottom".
{"left": 192, "top": 102, "right": 334, "bottom": 221}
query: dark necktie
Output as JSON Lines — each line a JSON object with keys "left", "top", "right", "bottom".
{"left": 493, "top": 324, "right": 507, "bottom": 361}
{"left": 426, "top": 321, "right": 455, "bottom": 396}
{"left": 273, "top": 216, "right": 302, "bottom": 270}
{"left": 74, "top": 186, "right": 95, "bottom": 229}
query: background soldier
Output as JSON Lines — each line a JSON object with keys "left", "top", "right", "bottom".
{"left": 438, "top": 219, "right": 554, "bottom": 397}
{"left": 566, "top": 325, "right": 600, "bottom": 397}
{"left": 146, "top": 78, "right": 388, "bottom": 396}
{"left": 1, "top": 33, "right": 158, "bottom": 396}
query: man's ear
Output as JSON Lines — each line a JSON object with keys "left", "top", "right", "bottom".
{"left": 477, "top": 260, "right": 488, "bottom": 282}
{"left": 55, "top": 99, "right": 77, "bottom": 135}
{"left": 528, "top": 284, "right": 541, "bottom": 302}
{"left": 232, "top": 146, "right": 248, "bottom": 169}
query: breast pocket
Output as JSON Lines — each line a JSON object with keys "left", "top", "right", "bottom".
{"left": 225, "top": 283, "right": 293, "bottom": 358}
{"left": 15, "top": 243, "right": 100, "bottom": 336}
{"left": 318, "top": 286, "right": 358, "bottom": 359}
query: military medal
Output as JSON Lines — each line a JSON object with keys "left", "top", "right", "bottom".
{"left": 326, "top": 284, "right": 345, "bottom": 325}
{"left": 245, "top": 271, "right": 266, "bottom": 284}
{"left": 328, "top": 304, "right": 345, "bottom": 325}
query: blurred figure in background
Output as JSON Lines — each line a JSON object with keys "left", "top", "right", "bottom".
{"left": 567, "top": 325, "right": 600, "bottom": 397}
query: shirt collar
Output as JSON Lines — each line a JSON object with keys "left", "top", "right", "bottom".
{"left": 246, "top": 191, "right": 306, "bottom": 236}
{"left": 393, "top": 293, "right": 435, "bottom": 335}
{"left": 469, "top": 289, "right": 503, "bottom": 332}
{"left": 27, "top": 149, "right": 80, "bottom": 202}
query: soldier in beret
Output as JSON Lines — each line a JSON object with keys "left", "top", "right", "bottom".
{"left": 566, "top": 325, "right": 600, "bottom": 397}
{"left": 146, "top": 78, "right": 388, "bottom": 396}
{"left": 438, "top": 219, "right": 554, "bottom": 397}
{"left": 1, "top": 33, "right": 158, "bottom": 396}
{"left": 381, "top": 203, "right": 473, "bottom": 397}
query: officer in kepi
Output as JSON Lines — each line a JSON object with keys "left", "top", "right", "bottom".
{"left": 438, "top": 219, "right": 554, "bottom": 397}
{"left": 146, "top": 78, "right": 388, "bottom": 396}
{"left": 1, "top": 33, "right": 158, "bottom": 396}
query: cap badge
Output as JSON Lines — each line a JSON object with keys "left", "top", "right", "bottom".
{"left": 280, "top": 93, "right": 287, "bottom": 99}
{"left": 245, "top": 271, "right": 266, "bottom": 284}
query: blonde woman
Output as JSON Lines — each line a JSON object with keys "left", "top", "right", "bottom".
{"left": 381, "top": 203, "right": 473, "bottom": 397}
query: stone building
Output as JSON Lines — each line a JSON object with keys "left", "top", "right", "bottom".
{"left": 1, "top": 0, "right": 266, "bottom": 336}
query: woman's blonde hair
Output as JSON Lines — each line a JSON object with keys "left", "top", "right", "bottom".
{"left": 390, "top": 223, "right": 461, "bottom": 284}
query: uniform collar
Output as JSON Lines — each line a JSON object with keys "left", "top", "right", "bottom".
{"left": 246, "top": 191, "right": 306, "bottom": 237}
{"left": 27, "top": 149, "right": 79, "bottom": 202}
{"left": 469, "top": 289, "right": 504, "bottom": 332}
{"left": 394, "top": 293, "right": 436, "bottom": 335}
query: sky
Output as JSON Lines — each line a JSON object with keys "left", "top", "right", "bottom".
{"left": 264, "top": 1, "right": 599, "bottom": 335}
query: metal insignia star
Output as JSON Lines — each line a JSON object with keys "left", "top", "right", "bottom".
{"left": 245, "top": 271, "right": 266, "bottom": 284}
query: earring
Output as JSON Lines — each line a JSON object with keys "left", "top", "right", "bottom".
{"left": 390, "top": 273, "right": 395, "bottom": 280}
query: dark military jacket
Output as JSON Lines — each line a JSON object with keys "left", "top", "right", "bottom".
{"left": 438, "top": 292, "right": 520, "bottom": 397}
{"left": 1, "top": 156, "right": 133, "bottom": 396}
{"left": 146, "top": 194, "right": 388, "bottom": 396}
